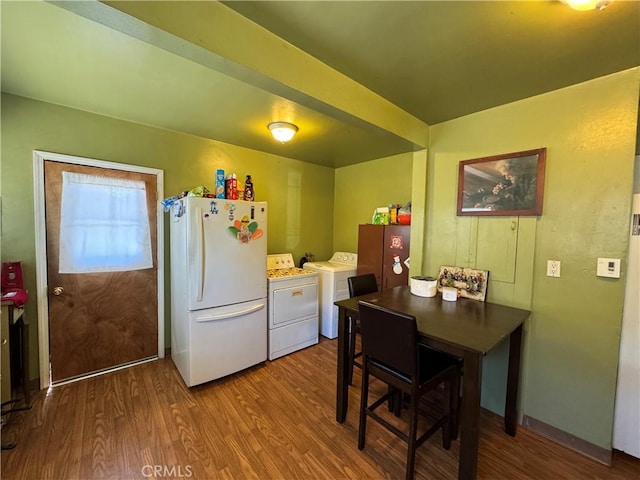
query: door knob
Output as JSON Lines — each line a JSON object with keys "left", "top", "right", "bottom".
{"left": 52, "top": 286, "right": 64, "bottom": 296}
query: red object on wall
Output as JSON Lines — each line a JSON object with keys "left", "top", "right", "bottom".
{"left": 1, "top": 261, "right": 28, "bottom": 308}
{"left": 1, "top": 262, "right": 24, "bottom": 291}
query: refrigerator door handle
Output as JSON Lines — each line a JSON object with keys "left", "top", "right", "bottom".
{"left": 195, "top": 303, "right": 265, "bottom": 322}
{"left": 195, "top": 207, "right": 204, "bottom": 302}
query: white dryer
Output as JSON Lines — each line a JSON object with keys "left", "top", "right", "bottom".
{"left": 302, "top": 252, "right": 357, "bottom": 339}
{"left": 267, "top": 254, "right": 319, "bottom": 360}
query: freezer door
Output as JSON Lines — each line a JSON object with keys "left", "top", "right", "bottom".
{"left": 187, "top": 198, "right": 267, "bottom": 310}
{"left": 185, "top": 299, "right": 267, "bottom": 386}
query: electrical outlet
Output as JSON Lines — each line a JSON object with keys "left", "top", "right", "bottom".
{"left": 547, "top": 260, "right": 561, "bottom": 278}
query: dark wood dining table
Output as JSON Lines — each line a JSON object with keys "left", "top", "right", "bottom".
{"left": 334, "top": 285, "right": 530, "bottom": 480}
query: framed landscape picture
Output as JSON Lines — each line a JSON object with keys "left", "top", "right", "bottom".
{"left": 457, "top": 148, "right": 546, "bottom": 216}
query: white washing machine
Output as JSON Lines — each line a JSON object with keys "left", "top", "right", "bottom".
{"left": 267, "top": 254, "right": 319, "bottom": 360}
{"left": 303, "top": 252, "right": 357, "bottom": 339}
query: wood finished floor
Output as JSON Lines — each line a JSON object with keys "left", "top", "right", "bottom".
{"left": 2, "top": 337, "right": 639, "bottom": 479}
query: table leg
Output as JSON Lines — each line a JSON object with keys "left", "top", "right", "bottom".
{"left": 21, "top": 317, "right": 30, "bottom": 405}
{"left": 504, "top": 324, "right": 523, "bottom": 436}
{"left": 336, "top": 306, "right": 350, "bottom": 423}
{"left": 459, "top": 352, "right": 482, "bottom": 480}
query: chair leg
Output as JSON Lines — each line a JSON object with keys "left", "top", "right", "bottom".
{"left": 442, "top": 381, "right": 452, "bottom": 450}
{"left": 405, "top": 392, "right": 419, "bottom": 480}
{"left": 394, "top": 389, "right": 403, "bottom": 417}
{"left": 348, "top": 327, "right": 357, "bottom": 385}
{"left": 451, "top": 367, "right": 461, "bottom": 440}
{"left": 358, "top": 363, "right": 369, "bottom": 450}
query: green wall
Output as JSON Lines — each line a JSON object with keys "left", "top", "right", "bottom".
{"left": 333, "top": 152, "right": 413, "bottom": 251}
{"left": 4, "top": 64, "right": 639, "bottom": 454}
{"left": 424, "top": 68, "right": 640, "bottom": 450}
{"left": 0, "top": 93, "right": 335, "bottom": 379}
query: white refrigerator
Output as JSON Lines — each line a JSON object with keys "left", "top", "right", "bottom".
{"left": 170, "top": 197, "right": 268, "bottom": 387}
{"left": 613, "top": 191, "right": 640, "bottom": 458}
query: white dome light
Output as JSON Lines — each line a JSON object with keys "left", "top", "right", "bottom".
{"left": 561, "top": 0, "right": 611, "bottom": 11}
{"left": 268, "top": 122, "right": 298, "bottom": 143}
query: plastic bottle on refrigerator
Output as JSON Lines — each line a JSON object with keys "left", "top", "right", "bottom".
{"left": 225, "top": 174, "right": 238, "bottom": 199}
{"left": 244, "top": 175, "right": 254, "bottom": 201}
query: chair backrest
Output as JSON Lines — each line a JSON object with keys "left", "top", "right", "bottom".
{"left": 348, "top": 273, "right": 378, "bottom": 298}
{"left": 358, "top": 300, "right": 417, "bottom": 378}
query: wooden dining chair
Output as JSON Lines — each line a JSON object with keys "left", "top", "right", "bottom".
{"left": 347, "top": 273, "right": 379, "bottom": 385}
{"left": 357, "top": 300, "right": 459, "bottom": 480}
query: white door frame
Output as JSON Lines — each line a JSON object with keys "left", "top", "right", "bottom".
{"left": 32, "top": 150, "right": 165, "bottom": 389}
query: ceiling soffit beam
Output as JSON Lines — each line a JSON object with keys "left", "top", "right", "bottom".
{"left": 53, "top": 0, "right": 428, "bottom": 149}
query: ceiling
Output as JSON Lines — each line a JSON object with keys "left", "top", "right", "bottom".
{"left": 2, "top": 1, "right": 638, "bottom": 168}
{"left": 224, "top": 0, "right": 640, "bottom": 126}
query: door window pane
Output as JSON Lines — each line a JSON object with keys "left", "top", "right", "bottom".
{"left": 59, "top": 172, "right": 153, "bottom": 273}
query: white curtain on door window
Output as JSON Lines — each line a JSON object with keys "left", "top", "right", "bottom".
{"left": 59, "top": 172, "right": 153, "bottom": 273}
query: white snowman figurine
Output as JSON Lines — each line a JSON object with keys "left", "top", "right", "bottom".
{"left": 392, "top": 253, "right": 403, "bottom": 274}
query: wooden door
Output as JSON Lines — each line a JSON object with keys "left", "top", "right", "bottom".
{"left": 44, "top": 161, "right": 158, "bottom": 383}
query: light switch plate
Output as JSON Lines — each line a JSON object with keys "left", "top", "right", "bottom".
{"left": 596, "top": 258, "right": 620, "bottom": 278}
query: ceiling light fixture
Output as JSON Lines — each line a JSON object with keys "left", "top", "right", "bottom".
{"left": 268, "top": 122, "right": 298, "bottom": 143}
{"left": 560, "top": 0, "right": 611, "bottom": 11}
